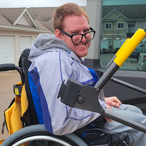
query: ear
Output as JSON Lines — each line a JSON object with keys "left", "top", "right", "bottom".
{"left": 55, "top": 29, "right": 62, "bottom": 39}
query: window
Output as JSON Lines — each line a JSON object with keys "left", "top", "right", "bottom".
{"left": 105, "top": 23, "right": 112, "bottom": 29}
{"left": 128, "top": 23, "right": 135, "bottom": 28}
{"left": 128, "top": 23, "right": 135, "bottom": 32}
{"left": 117, "top": 22, "right": 124, "bottom": 29}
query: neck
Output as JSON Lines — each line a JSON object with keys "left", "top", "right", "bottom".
{"left": 78, "top": 57, "right": 84, "bottom": 64}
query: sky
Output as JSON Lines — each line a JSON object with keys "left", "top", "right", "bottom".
{"left": 0, "top": 0, "right": 146, "bottom": 8}
{"left": 0, "top": 0, "right": 86, "bottom": 8}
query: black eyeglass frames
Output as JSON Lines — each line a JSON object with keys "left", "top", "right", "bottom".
{"left": 59, "top": 27, "right": 96, "bottom": 44}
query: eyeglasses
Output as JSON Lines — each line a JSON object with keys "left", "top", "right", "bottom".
{"left": 59, "top": 27, "right": 96, "bottom": 44}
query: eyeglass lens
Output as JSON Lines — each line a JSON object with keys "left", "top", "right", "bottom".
{"left": 72, "top": 31, "right": 94, "bottom": 43}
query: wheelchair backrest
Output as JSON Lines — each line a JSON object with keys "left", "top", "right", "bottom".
{"left": 19, "top": 48, "right": 39, "bottom": 126}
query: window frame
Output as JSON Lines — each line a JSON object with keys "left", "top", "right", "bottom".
{"left": 105, "top": 23, "right": 112, "bottom": 30}
{"left": 117, "top": 22, "right": 125, "bottom": 29}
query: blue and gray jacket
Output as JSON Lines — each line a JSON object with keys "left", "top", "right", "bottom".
{"left": 28, "top": 34, "right": 106, "bottom": 135}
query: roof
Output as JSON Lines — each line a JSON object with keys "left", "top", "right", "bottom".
{"left": 40, "top": 21, "right": 54, "bottom": 32}
{"left": 0, "top": 8, "right": 25, "bottom": 24}
{"left": 0, "top": 14, "right": 11, "bottom": 26}
{"left": 103, "top": 4, "right": 146, "bottom": 20}
{"left": 0, "top": 7, "right": 54, "bottom": 33}
{"left": 28, "top": 7, "right": 57, "bottom": 21}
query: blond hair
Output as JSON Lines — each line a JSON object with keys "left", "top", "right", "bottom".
{"left": 53, "top": 3, "right": 89, "bottom": 30}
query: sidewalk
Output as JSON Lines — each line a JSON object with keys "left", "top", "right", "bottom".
{"left": 0, "top": 71, "right": 20, "bottom": 139}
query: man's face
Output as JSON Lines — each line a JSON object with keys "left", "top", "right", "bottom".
{"left": 59, "top": 15, "right": 91, "bottom": 58}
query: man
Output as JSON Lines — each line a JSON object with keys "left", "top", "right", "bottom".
{"left": 28, "top": 3, "right": 146, "bottom": 145}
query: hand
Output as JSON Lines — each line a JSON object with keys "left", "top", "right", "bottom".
{"left": 105, "top": 96, "right": 122, "bottom": 108}
{"left": 104, "top": 96, "right": 122, "bottom": 122}
{"left": 105, "top": 104, "right": 113, "bottom": 122}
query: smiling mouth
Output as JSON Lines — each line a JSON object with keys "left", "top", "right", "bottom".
{"left": 77, "top": 44, "right": 85, "bottom": 47}
{"left": 76, "top": 43, "right": 87, "bottom": 47}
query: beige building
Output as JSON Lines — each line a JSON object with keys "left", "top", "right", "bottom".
{"left": 0, "top": 7, "right": 56, "bottom": 64}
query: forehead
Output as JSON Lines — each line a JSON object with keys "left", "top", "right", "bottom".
{"left": 63, "top": 15, "right": 89, "bottom": 31}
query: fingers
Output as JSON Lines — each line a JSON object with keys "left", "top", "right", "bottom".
{"left": 105, "top": 96, "right": 122, "bottom": 108}
{"left": 105, "top": 117, "right": 113, "bottom": 122}
{"left": 105, "top": 104, "right": 113, "bottom": 122}
{"left": 106, "top": 104, "right": 112, "bottom": 110}
{"left": 111, "top": 101, "right": 120, "bottom": 108}
{"left": 109, "top": 96, "right": 121, "bottom": 104}
{"left": 112, "top": 96, "right": 122, "bottom": 105}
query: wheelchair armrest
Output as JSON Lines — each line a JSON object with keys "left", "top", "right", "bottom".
{"left": 0, "top": 64, "right": 24, "bottom": 84}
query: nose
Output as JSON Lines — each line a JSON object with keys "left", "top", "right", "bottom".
{"left": 81, "top": 35, "right": 87, "bottom": 42}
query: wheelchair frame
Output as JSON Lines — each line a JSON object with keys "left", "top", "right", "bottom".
{"left": 0, "top": 54, "right": 127, "bottom": 146}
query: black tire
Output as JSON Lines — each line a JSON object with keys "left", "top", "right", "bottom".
{"left": 1, "top": 124, "right": 84, "bottom": 146}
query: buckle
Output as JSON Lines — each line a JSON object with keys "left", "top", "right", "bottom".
{"left": 13, "top": 84, "right": 22, "bottom": 97}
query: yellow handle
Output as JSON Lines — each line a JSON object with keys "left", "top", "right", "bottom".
{"left": 114, "top": 29, "right": 146, "bottom": 67}
{"left": 116, "top": 38, "right": 130, "bottom": 56}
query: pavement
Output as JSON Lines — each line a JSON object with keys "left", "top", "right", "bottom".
{"left": 0, "top": 71, "right": 20, "bottom": 139}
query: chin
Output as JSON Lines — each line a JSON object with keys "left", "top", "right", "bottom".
{"left": 83, "top": 51, "right": 88, "bottom": 56}
{"left": 79, "top": 52, "right": 88, "bottom": 58}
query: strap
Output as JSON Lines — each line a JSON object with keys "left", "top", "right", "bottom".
{"left": 1, "top": 98, "right": 15, "bottom": 134}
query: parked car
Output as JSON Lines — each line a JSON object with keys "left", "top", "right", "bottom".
{"left": 137, "top": 42, "right": 146, "bottom": 70}
{"left": 130, "top": 42, "right": 144, "bottom": 60}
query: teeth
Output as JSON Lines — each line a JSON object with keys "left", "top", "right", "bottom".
{"left": 77, "top": 44, "right": 85, "bottom": 47}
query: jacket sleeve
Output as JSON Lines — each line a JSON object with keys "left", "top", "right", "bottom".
{"left": 33, "top": 53, "right": 102, "bottom": 135}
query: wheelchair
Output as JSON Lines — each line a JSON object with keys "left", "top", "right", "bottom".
{"left": 0, "top": 49, "right": 129, "bottom": 146}
{"left": 1, "top": 29, "right": 146, "bottom": 146}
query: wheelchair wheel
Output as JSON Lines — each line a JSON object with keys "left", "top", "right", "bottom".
{"left": 1, "top": 124, "right": 86, "bottom": 146}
